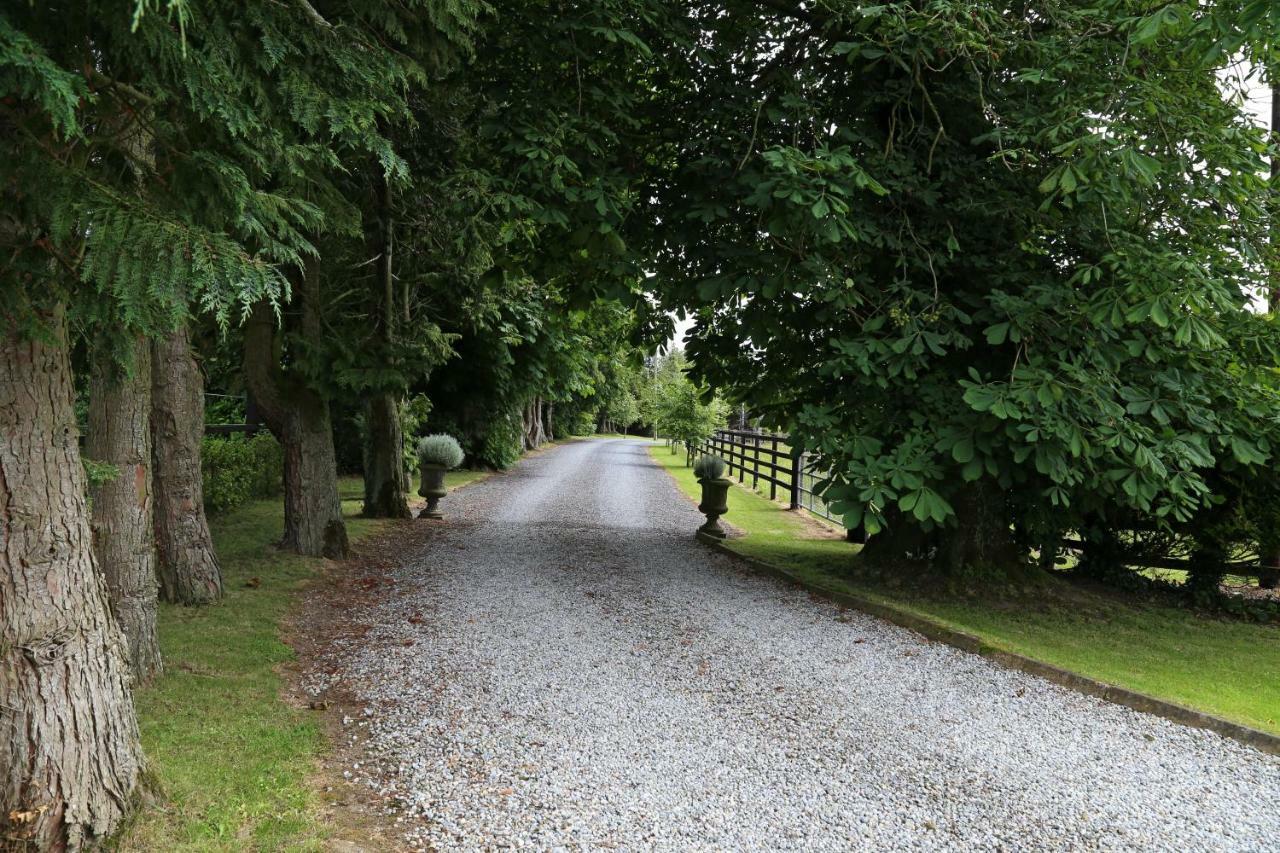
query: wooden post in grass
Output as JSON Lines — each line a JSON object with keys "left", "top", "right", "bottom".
{"left": 789, "top": 450, "right": 802, "bottom": 510}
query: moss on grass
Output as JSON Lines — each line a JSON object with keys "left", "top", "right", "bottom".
{"left": 650, "top": 444, "right": 1280, "bottom": 736}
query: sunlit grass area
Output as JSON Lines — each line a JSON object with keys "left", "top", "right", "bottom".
{"left": 651, "top": 444, "right": 1280, "bottom": 735}
{"left": 122, "top": 470, "right": 487, "bottom": 851}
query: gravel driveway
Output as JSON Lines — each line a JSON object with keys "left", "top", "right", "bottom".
{"left": 308, "top": 438, "right": 1280, "bottom": 851}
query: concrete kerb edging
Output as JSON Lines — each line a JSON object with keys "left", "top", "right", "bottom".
{"left": 693, "top": 530, "right": 1280, "bottom": 757}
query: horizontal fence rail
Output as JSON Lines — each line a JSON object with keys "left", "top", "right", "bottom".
{"left": 695, "top": 429, "right": 838, "bottom": 524}
{"left": 694, "top": 430, "right": 1260, "bottom": 573}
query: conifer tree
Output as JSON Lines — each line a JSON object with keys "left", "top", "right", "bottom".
{"left": 1, "top": 1, "right": 478, "bottom": 844}
{"left": 152, "top": 322, "right": 224, "bottom": 604}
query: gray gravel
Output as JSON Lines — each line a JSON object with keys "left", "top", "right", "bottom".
{"left": 307, "top": 438, "right": 1280, "bottom": 851}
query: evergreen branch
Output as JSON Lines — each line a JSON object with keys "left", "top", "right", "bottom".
{"left": 295, "top": 0, "right": 333, "bottom": 29}
{"left": 87, "top": 69, "right": 155, "bottom": 107}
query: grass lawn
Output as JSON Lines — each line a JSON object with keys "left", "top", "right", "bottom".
{"left": 121, "top": 471, "right": 487, "bottom": 851}
{"left": 651, "top": 444, "right": 1280, "bottom": 736}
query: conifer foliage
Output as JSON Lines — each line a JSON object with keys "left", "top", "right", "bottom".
{"left": 1, "top": 0, "right": 479, "bottom": 847}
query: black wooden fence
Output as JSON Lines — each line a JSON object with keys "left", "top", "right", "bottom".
{"left": 695, "top": 429, "right": 837, "bottom": 523}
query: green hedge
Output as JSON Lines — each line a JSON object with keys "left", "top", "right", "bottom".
{"left": 201, "top": 433, "right": 284, "bottom": 513}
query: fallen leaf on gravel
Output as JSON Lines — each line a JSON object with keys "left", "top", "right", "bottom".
{"left": 1015, "top": 688, "right": 1026, "bottom": 698}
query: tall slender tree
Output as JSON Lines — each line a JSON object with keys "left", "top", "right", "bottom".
{"left": 152, "top": 322, "right": 224, "bottom": 604}
{"left": 243, "top": 260, "right": 350, "bottom": 558}
{"left": 362, "top": 177, "right": 413, "bottom": 518}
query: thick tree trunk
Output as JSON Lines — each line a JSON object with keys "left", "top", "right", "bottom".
{"left": 362, "top": 393, "right": 411, "bottom": 518}
{"left": 151, "top": 324, "right": 223, "bottom": 604}
{"left": 242, "top": 267, "right": 348, "bottom": 558}
{"left": 935, "top": 481, "right": 1019, "bottom": 575}
{"left": 521, "top": 397, "right": 546, "bottom": 450}
{"left": 279, "top": 401, "right": 349, "bottom": 557}
{"left": 861, "top": 483, "right": 1020, "bottom": 577}
{"left": 1, "top": 311, "right": 144, "bottom": 850}
{"left": 859, "top": 508, "right": 928, "bottom": 568}
{"left": 87, "top": 333, "right": 162, "bottom": 684}
{"left": 545, "top": 401, "right": 555, "bottom": 441}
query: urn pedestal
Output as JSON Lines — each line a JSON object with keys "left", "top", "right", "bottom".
{"left": 418, "top": 463, "right": 448, "bottom": 519}
{"left": 697, "top": 477, "right": 731, "bottom": 539}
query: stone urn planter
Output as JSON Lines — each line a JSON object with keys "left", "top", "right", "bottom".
{"left": 697, "top": 476, "right": 732, "bottom": 539}
{"left": 692, "top": 454, "right": 730, "bottom": 540}
{"left": 416, "top": 433, "right": 465, "bottom": 520}
{"left": 418, "top": 462, "right": 448, "bottom": 519}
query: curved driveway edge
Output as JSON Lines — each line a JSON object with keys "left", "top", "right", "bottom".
{"left": 303, "top": 438, "right": 1280, "bottom": 851}
{"left": 692, "top": 530, "right": 1280, "bottom": 757}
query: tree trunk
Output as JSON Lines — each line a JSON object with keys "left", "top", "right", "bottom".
{"left": 536, "top": 398, "right": 546, "bottom": 447}
{"left": 1264, "top": 81, "right": 1280, "bottom": 591}
{"left": 362, "top": 393, "right": 411, "bottom": 518}
{"left": 1, "top": 310, "right": 144, "bottom": 850}
{"left": 151, "top": 324, "right": 223, "bottom": 605}
{"left": 87, "top": 333, "right": 162, "bottom": 684}
{"left": 242, "top": 266, "right": 348, "bottom": 558}
{"left": 545, "top": 401, "right": 555, "bottom": 441}
{"left": 360, "top": 178, "right": 411, "bottom": 519}
{"left": 935, "top": 481, "right": 1019, "bottom": 575}
{"left": 859, "top": 508, "right": 927, "bottom": 568}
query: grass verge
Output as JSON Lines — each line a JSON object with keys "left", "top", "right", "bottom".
{"left": 651, "top": 444, "right": 1280, "bottom": 736}
{"left": 120, "top": 471, "right": 486, "bottom": 851}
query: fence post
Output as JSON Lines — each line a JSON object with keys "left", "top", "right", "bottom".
{"left": 751, "top": 432, "right": 759, "bottom": 491}
{"left": 789, "top": 450, "right": 801, "bottom": 510}
{"left": 768, "top": 435, "right": 778, "bottom": 501}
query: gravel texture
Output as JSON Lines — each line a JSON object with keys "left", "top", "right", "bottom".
{"left": 306, "top": 438, "right": 1280, "bottom": 851}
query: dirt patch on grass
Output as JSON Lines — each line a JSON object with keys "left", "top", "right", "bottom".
{"left": 281, "top": 495, "right": 469, "bottom": 852}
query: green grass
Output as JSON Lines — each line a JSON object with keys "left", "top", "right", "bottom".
{"left": 122, "top": 471, "right": 488, "bottom": 851}
{"left": 650, "top": 444, "right": 1280, "bottom": 735}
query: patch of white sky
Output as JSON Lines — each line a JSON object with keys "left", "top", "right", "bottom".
{"left": 1221, "top": 60, "right": 1271, "bottom": 311}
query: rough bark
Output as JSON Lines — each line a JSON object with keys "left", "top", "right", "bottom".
{"left": 1, "top": 310, "right": 144, "bottom": 851}
{"left": 87, "top": 333, "right": 162, "bottom": 685}
{"left": 362, "top": 393, "right": 411, "bottom": 519}
{"left": 242, "top": 264, "right": 348, "bottom": 558}
{"left": 151, "top": 324, "right": 223, "bottom": 604}
{"left": 522, "top": 397, "right": 547, "bottom": 451}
